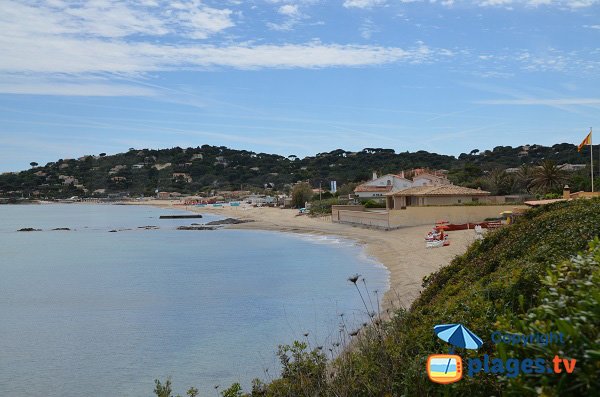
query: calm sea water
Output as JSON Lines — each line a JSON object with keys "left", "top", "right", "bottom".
{"left": 0, "top": 204, "right": 388, "bottom": 396}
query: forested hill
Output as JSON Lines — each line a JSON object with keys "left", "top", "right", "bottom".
{"left": 0, "top": 143, "right": 595, "bottom": 199}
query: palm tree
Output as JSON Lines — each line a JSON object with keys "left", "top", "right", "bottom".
{"left": 516, "top": 164, "right": 535, "bottom": 193}
{"left": 486, "top": 169, "right": 513, "bottom": 195}
{"left": 530, "top": 160, "right": 568, "bottom": 194}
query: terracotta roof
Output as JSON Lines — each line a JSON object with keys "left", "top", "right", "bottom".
{"left": 354, "top": 185, "right": 393, "bottom": 193}
{"left": 388, "top": 185, "right": 490, "bottom": 196}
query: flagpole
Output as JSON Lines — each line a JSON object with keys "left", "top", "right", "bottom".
{"left": 591, "top": 127, "right": 594, "bottom": 193}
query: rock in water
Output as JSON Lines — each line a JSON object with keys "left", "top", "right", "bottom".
{"left": 177, "top": 225, "right": 217, "bottom": 231}
{"left": 205, "top": 218, "right": 254, "bottom": 225}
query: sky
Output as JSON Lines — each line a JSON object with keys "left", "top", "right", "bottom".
{"left": 1, "top": 0, "right": 600, "bottom": 172}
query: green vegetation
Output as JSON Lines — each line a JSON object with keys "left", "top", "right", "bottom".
{"left": 496, "top": 238, "right": 600, "bottom": 395}
{"left": 1, "top": 143, "right": 598, "bottom": 199}
{"left": 155, "top": 199, "right": 600, "bottom": 396}
{"left": 291, "top": 182, "right": 313, "bottom": 208}
{"left": 307, "top": 197, "right": 339, "bottom": 216}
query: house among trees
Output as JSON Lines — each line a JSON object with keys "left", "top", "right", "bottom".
{"left": 172, "top": 173, "right": 192, "bottom": 183}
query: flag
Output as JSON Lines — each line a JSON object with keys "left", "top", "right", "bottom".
{"left": 578, "top": 132, "right": 591, "bottom": 152}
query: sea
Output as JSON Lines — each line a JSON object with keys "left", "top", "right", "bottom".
{"left": 0, "top": 204, "right": 389, "bottom": 396}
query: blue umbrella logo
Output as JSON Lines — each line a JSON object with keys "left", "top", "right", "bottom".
{"left": 434, "top": 323, "right": 483, "bottom": 350}
{"left": 427, "top": 324, "right": 483, "bottom": 383}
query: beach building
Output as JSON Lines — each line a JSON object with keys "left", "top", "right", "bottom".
{"left": 386, "top": 185, "right": 491, "bottom": 209}
{"left": 334, "top": 180, "right": 516, "bottom": 229}
{"left": 354, "top": 169, "right": 452, "bottom": 202}
{"left": 354, "top": 172, "right": 414, "bottom": 201}
{"left": 245, "top": 194, "right": 275, "bottom": 206}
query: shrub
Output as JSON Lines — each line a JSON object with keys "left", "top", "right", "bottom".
{"left": 496, "top": 238, "right": 600, "bottom": 396}
{"left": 308, "top": 197, "right": 339, "bottom": 216}
{"left": 362, "top": 199, "right": 385, "bottom": 208}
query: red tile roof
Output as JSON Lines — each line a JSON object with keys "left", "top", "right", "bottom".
{"left": 388, "top": 185, "right": 490, "bottom": 196}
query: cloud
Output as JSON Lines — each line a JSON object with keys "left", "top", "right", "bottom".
{"left": 477, "top": 98, "right": 600, "bottom": 105}
{"left": 340, "top": 0, "right": 599, "bottom": 9}
{"left": 343, "top": 0, "right": 386, "bottom": 9}
{"left": 267, "top": 3, "right": 307, "bottom": 31}
{"left": 360, "top": 18, "right": 380, "bottom": 39}
{"left": 0, "top": 1, "right": 443, "bottom": 75}
{"left": 1, "top": 39, "right": 440, "bottom": 73}
{"left": 472, "top": 0, "right": 599, "bottom": 7}
{"left": 278, "top": 4, "right": 300, "bottom": 16}
{"left": 1, "top": 1, "right": 235, "bottom": 40}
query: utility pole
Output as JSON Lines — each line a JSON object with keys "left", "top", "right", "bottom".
{"left": 319, "top": 181, "right": 322, "bottom": 202}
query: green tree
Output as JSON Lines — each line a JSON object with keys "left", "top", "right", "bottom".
{"left": 220, "top": 382, "right": 243, "bottom": 397}
{"left": 291, "top": 182, "right": 312, "bottom": 208}
{"left": 486, "top": 169, "right": 514, "bottom": 195}
{"left": 154, "top": 379, "right": 172, "bottom": 397}
{"left": 336, "top": 182, "right": 359, "bottom": 197}
{"left": 530, "top": 160, "right": 568, "bottom": 194}
{"left": 515, "top": 163, "right": 535, "bottom": 193}
{"left": 29, "top": 162, "right": 38, "bottom": 168}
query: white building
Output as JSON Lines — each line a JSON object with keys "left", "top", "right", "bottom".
{"left": 354, "top": 170, "right": 452, "bottom": 201}
{"left": 354, "top": 172, "right": 414, "bottom": 200}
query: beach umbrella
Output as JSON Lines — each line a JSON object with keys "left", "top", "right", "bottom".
{"left": 434, "top": 323, "right": 483, "bottom": 350}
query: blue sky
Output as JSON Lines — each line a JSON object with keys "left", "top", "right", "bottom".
{"left": 1, "top": 0, "right": 599, "bottom": 172}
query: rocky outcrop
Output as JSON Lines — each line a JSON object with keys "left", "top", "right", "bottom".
{"left": 177, "top": 225, "right": 217, "bottom": 231}
{"left": 204, "top": 218, "right": 254, "bottom": 225}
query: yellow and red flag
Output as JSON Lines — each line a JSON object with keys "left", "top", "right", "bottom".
{"left": 578, "top": 132, "right": 592, "bottom": 152}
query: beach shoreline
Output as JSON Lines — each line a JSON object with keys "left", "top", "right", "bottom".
{"left": 132, "top": 200, "right": 477, "bottom": 312}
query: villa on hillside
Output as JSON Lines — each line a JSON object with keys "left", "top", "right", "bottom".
{"left": 386, "top": 185, "right": 491, "bottom": 208}
{"left": 412, "top": 172, "right": 450, "bottom": 186}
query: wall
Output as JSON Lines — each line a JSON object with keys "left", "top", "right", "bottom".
{"left": 389, "top": 205, "right": 527, "bottom": 227}
{"left": 389, "top": 195, "right": 506, "bottom": 208}
{"left": 335, "top": 209, "right": 391, "bottom": 229}
{"left": 331, "top": 205, "right": 365, "bottom": 221}
{"left": 333, "top": 204, "right": 528, "bottom": 229}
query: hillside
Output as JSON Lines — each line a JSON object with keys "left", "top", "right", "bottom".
{"left": 172, "top": 199, "right": 599, "bottom": 397}
{"left": 0, "top": 143, "right": 597, "bottom": 199}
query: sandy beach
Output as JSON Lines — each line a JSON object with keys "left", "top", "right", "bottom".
{"left": 136, "top": 200, "right": 477, "bottom": 312}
